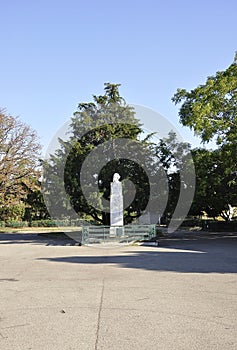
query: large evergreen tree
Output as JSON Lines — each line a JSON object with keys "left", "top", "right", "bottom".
{"left": 44, "top": 83, "right": 156, "bottom": 225}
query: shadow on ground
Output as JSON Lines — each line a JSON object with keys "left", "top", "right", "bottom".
{"left": 0, "top": 232, "right": 81, "bottom": 246}
{"left": 37, "top": 236, "right": 237, "bottom": 274}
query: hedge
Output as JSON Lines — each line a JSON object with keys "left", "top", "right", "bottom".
{"left": 30, "top": 220, "right": 57, "bottom": 227}
{"left": 0, "top": 221, "right": 6, "bottom": 228}
{"left": 0, "top": 219, "right": 86, "bottom": 228}
{"left": 6, "top": 221, "right": 28, "bottom": 228}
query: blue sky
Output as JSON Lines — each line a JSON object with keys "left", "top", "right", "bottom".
{"left": 1, "top": 0, "right": 237, "bottom": 153}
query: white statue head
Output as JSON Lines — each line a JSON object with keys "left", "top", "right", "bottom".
{"left": 113, "top": 173, "right": 120, "bottom": 183}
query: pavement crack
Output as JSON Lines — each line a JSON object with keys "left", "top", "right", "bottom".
{"left": 95, "top": 279, "right": 105, "bottom": 350}
{"left": 1, "top": 323, "right": 30, "bottom": 329}
{"left": 0, "top": 331, "right": 7, "bottom": 339}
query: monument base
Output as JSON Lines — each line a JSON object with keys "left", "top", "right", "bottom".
{"left": 110, "top": 226, "right": 124, "bottom": 237}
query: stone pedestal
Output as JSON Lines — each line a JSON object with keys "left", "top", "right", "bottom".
{"left": 109, "top": 226, "right": 124, "bottom": 237}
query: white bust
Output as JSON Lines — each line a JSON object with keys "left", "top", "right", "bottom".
{"left": 113, "top": 173, "right": 121, "bottom": 183}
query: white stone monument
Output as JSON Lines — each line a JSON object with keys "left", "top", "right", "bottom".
{"left": 110, "top": 173, "right": 124, "bottom": 236}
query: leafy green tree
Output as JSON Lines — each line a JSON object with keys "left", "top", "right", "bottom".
{"left": 172, "top": 54, "right": 237, "bottom": 220}
{"left": 24, "top": 187, "right": 50, "bottom": 222}
{"left": 154, "top": 131, "right": 193, "bottom": 223}
{"left": 172, "top": 54, "right": 237, "bottom": 145}
{"left": 190, "top": 147, "right": 237, "bottom": 220}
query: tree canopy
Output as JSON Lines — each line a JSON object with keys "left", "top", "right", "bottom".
{"left": 172, "top": 54, "right": 237, "bottom": 145}
{"left": 44, "top": 83, "right": 159, "bottom": 225}
{"left": 172, "top": 55, "right": 237, "bottom": 221}
{"left": 190, "top": 147, "right": 237, "bottom": 220}
{"left": 0, "top": 109, "right": 41, "bottom": 221}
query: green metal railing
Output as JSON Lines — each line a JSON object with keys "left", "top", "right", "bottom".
{"left": 81, "top": 225, "right": 156, "bottom": 244}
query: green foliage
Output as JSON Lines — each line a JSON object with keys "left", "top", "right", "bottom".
{"left": 0, "top": 109, "right": 42, "bottom": 224}
{"left": 6, "top": 221, "right": 28, "bottom": 228}
{"left": 29, "top": 219, "right": 83, "bottom": 227}
{"left": 44, "top": 83, "right": 154, "bottom": 225}
{"left": 154, "top": 131, "right": 193, "bottom": 223}
{"left": 0, "top": 203, "right": 25, "bottom": 222}
{"left": 24, "top": 188, "right": 50, "bottom": 221}
{"left": 155, "top": 131, "right": 191, "bottom": 171}
{"left": 172, "top": 54, "right": 237, "bottom": 221}
{"left": 172, "top": 54, "right": 237, "bottom": 145}
{"left": 0, "top": 110, "right": 41, "bottom": 208}
{"left": 0, "top": 219, "right": 83, "bottom": 228}
{"left": 189, "top": 147, "right": 237, "bottom": 220}
{"left": 30, "top": 220, "right": 57, "bottom": 227}
{"left": 0, "top": 221, "right": 5, "bottom": 227}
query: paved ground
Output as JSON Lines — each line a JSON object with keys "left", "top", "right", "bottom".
{"left": 0, "top": 232, "right": 236, "bottom": 350}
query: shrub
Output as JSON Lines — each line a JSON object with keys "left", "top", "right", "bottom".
{"left": 6, "top": 221, "right": 28, "bottom": 228}
{"left": 30, "top": 220, "right": 57, "bottom": 227}
{"left": 0, "top": 221, "right": 5, "bottom": 228}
